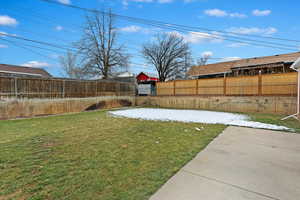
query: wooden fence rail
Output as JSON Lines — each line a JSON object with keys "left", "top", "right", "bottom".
{"left": 0, "top": 77, "right": 135, "bottom": 99}
{"left": 156, "top": 72, "right": 298, "bottom": 96}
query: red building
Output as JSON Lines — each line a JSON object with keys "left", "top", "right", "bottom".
{"left": 136, "top": 72, "right": 159, "bottom": 83}
{"left": 136, "top": 72, "right": 159, "bottom": 96}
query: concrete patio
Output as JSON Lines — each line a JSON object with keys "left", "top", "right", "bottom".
{"left": 150, "top": 126, "right": 300, "bottom": 200}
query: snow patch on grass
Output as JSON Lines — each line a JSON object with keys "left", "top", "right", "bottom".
{"left": 109, "top": 108, "right": 290, "bottom": 131}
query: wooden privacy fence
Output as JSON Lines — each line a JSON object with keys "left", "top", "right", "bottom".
{"left": 0, "top": 76, "right": 135, "bottom": 99}
{"left": 157, "top": 72, "right": 298, "bottom": 96}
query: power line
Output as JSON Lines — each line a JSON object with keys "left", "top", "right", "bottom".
{"left": 0, "top": 37, "right": 154, "bottom": 73}
{"left": 2, "top": 0, "right": 294, "bottom": 55}
{"left": 2, "top": 27, "right": 298, "bottom": 68}
{"left": 2, "top": 4, "right": 150, "bottom": 51}
{"left": 9, "top": 1, "right": 299, "bottom": 51}
{"left": 0, "top": 35, "right": 272, "bottom": 74}
{"left": 0, "top": 37, "right": 59, "bottom": 62}
{"left": 1, "top": 37, "right": 70, "bottom": 55}
{"left": 131, "top": 22, "right": 298, "bottom": 51}
{"left": 0, "top": 31, "right": 147, "bottom": 61}
{"left": 4, "top": 3, "right": 298, "bottom": 73}
{"left": 110, "top": 15, "right": 300, "bottom": 50}
{"left": 0, "top": 7, "right": 76, "bottom": 44}
{"left": 0, "top": 36, "right": 149, "bottom": 70}
{"left": 9, "top": 1, "right": 297, "bottom": 53}
{"left": 0, "top": 4, "right": 81, "bottom": 34}
{"left": 40, "top": 0, "right": 300, "bottom": 51}
{"left": 0, "top": 32, "right": 77, "bottom": 52}
{"left": 1, "top": 37, "right": 151, "bottom": 71}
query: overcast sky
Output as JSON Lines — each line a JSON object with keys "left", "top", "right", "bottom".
{"left": 0, "top": 0, "right": 299, "bottom": 77}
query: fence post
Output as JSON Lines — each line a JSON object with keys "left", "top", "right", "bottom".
{"left": 85, "top": 81, "right": 88, "bottom": 97}
{"left": 14, "top": 77, "right": 18, "bottom": 98}
{"left": 173, "top": 80, "right": 176, "bottom": 96}
{"left": 62, "top": 80, "right": 65, "bottom": 98}
{"left": 196, "top": 79, "right": 199, "bottom": 95}
{"left": 95, "top": 81, "right": 98, "bottom": 97}
{"left": 223, "top": 73, "right": 227, "bottom": 96}
{"left": 49, "top": 80, "right": 52, "bottom": 99}
{"left": 119, "top": 82, "right": 122, "bottom": 96}
{"left": 116, "top": 82, "right": 119, "bottom": 96}
{"left": 258, "top": 71, "right": 262, "bottom": 96}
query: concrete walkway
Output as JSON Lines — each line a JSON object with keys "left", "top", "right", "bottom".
{"left": 150, "top": 126, "right": 300, "bottom": 200}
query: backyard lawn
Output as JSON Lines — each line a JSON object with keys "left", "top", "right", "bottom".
{"left": 0, "top": 110, "right": 225, "bottom": 200}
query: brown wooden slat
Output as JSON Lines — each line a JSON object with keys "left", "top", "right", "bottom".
{"left": 156, "top": 72, "right": 297, "bottom": 97}
{"left": 0, "top": 77, "right": 135, "bottom": 99}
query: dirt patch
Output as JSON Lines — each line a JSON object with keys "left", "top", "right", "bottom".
{"left": 85, "top": 100, "right": 132, "bottom": 111}
{"left": 118, "top": 99, "right": 132, "bottom": 107}
{"left": 85, "top": 101, "right": 106, "bottom": 111}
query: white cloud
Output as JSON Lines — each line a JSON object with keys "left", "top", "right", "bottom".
{"left": 120, "top": 25, "right": 154, "bottom": 34}
{"left": 0, "top": 31, "right": 17, "bottom": 37}
{"left": 120, "top": 25, "right": 143, "bottom": 32}
{"left": 169, "top": 31, "right": 224, "bottom": 44}
{"left": 0, "top": 31, "right": 7, "bottom": 37}
{"left": 252, "top": 9, "right": 271, "bottom": 16}
{"left": 227, "top": 42, "right": 248, "bottom": 48}
{"left": 0, "top": 15, "right": 18, "bottom": 26}
{"left": 55, "top": 25, "right": 63, "bottom": 31}
{"left": 229, "top": 13, "right": 247, "bottom": 18}
{"left": 201, "top": 51, "right": 213, "bottom": 58}
{"left": 221, "top": 57, "right": 241, "bottom": 62}
{"left": 204, "top": 9, "right": 247, "bottom": 18}
{"left": 21, "top": 61, "right": 51, "bottom": 68}
{"left": 122, "top": 0, "right": 152, "bottom": 8}
{"left": 187, "top": 31, "right": 223, "bottom": 43}
{"left": 204, "top": 9, "right": 227, "bottom": 17}
{"left": 227, "top": 27, "right": 277, "bottom": 35}
{"left": 123, "top": 0, "right": 153, "bottom": 5}
{"left": 158, "top": 0, "right": 173, "bottom": 3}
{"left": 183, "top": 0, "right": 199, "bottom": 2}
{"left": 58, "top": 0, "right": 71, "bottom": 5}
{"left": 0, "top": 44, "right": 8, "bottom": 48}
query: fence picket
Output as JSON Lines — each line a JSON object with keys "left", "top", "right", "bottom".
{"left": 157, "top": 72, "right": 297, "bottom": 96}
{"left": 0, "top": 77, "right": 135, "bottom": 99}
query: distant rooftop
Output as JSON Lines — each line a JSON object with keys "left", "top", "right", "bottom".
{"left": 0, "top": 64, "right": 52, "bottom": 77}
{"left": 116, "top": 71, "right": 135, "bottom": 77}
{"left": 139, "top": 72, "right": 158, "bottom": 78}
{"left": 188, "top": 52, "right": 300, "bottom": 77}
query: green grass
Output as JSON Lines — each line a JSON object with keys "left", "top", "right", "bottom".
{"left": 0, "top": 110, "right": 225, "bottom": 200}
{"left": 248, "top": 113, "right": 300, "bottom": 133}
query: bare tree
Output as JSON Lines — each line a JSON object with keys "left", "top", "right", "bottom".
{"left": 197, "top": 57, "right": 208, "bottom": 66}
{"left": 76, "top": 11, "right": 129, "bottom": 79}
{"left": 142, "top": 33, "right": 190, "bottom": 82}
{"left": 197, "top": 52, "right": 212, "bottom": 66}
{"left": 175, "top": 52, "right": 193, "bottom": 80}
{"left": 60, "top": 51, "right": 86, "bottom": 79}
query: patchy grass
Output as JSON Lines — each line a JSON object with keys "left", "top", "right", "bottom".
{"left": 0, "top": 110, "right": 225, "bottom": 200}
{"left": 248, "top": 113, "right": 300, "bottom": 133}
